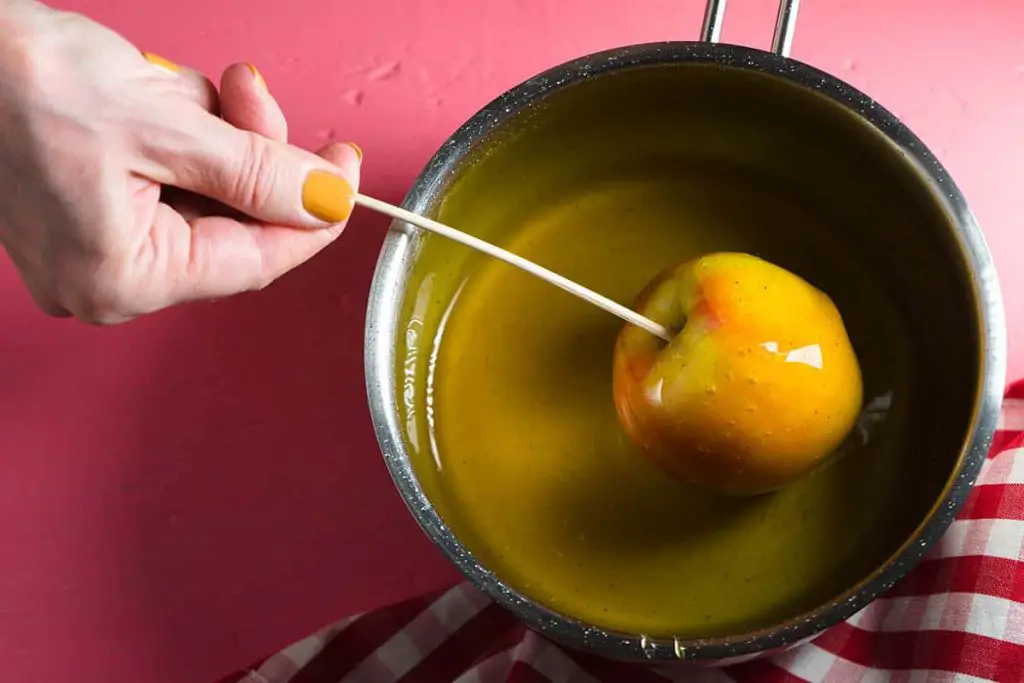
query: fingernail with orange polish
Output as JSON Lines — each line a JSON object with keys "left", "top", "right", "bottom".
{"left": 346, "top": 142, "right": 363, "bottom": 163}
{"left": 247, "top": 64, "right": 269, "bottom": 93}
{"left": 302, "top": 171, "right": 354, "bottom": 224}
{"left": 142, "top": 52, "right": 180, "bottom": 73}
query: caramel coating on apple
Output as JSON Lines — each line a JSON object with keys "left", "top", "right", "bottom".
{"left": 612, "top": 252, "right": 864, "bottom": 496}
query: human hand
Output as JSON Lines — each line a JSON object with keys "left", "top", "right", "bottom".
{"left": 0, "top": 0, "right": 362, "bottom": 324}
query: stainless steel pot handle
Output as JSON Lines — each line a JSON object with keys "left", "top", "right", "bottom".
{"left": 700, "top": 0, "right": 800, "bottom": 58}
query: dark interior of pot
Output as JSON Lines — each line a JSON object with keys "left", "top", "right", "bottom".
{"left": 392, "top": 62, "right": 981, "bottom": 640}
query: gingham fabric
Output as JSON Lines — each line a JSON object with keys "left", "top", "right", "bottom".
{"left": 221, "top": 388, "right": 1024, "bottom": 683}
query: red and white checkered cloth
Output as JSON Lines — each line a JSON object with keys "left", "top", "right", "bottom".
{"left": 221, "top": 386, "right": 1024, "bottom": 683}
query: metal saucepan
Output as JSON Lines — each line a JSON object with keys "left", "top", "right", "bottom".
{"left": 364, "top": 0, "right": 1007, "bottom": 665}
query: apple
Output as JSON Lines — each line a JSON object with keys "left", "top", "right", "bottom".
{"left": 612, "top": 252, "right": 863, "bottom": 496}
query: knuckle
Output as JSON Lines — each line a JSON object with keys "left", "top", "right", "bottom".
{"left": 229, "top": 132, "right": 278, "bottom": 213}
{"left": 0, "top": 11, "right": 88, "bottom": 101}
{"left": 0, "top": 29, "right": 43, "bottom": 97}
{"left": 30, "top": 286, "right": 68, "bottom": 318}
{"left": 18, "top": 274, "right": 67, "bottom": 318}
{"left": 63, "top": 259, "right": 136, "bottom": 326}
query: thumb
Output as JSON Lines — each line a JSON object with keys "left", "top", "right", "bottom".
{"left": 143, "top": 110, "right": 361, "bottom": 229}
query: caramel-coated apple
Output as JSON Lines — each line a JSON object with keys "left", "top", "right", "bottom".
{"left": 612, "top": 252, "right": 864, "bottom": 496}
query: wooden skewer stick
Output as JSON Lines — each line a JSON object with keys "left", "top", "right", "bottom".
{"left": 354, "top": 193, "right": 672, "bottom": 342}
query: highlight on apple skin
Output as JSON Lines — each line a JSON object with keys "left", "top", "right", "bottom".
{"left": 612, "top": 252, "right": 864, "bottom": 497}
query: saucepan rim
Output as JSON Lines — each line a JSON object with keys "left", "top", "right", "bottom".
{"left": 363, "top": 41, "right": 1007, "bottom": 662}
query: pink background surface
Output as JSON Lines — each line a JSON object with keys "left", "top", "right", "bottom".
{"left": 0, "top": 1, "right": 1021, "bottom": 682}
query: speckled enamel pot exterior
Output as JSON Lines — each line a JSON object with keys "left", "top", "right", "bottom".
{"left": 364, "top": 42, "right": 1007, "bottom": 664}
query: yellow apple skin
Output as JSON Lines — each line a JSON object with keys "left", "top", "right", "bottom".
{"left": 612, "top": 252, "right": 864, "bottom": 496}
